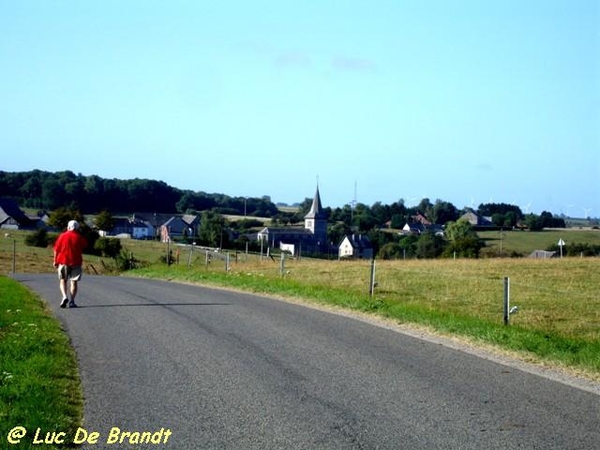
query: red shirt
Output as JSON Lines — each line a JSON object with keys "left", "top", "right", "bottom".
{"left": 53, "top": 230, "right": 88, "bottom": 266}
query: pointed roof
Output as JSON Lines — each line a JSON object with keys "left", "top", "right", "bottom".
{"left": 304, "top": 186, "right": 327, "bottom": 220}
{"left": 0, "top": 198, "right": 31, "bottom": 226}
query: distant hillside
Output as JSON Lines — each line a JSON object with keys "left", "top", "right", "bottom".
{"left": 0, "top": 170, "right": 279, "bottom": 217}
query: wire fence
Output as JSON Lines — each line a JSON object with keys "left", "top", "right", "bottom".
{"left": 173, "top": 247, "right": 600, "bottom": 337}
{"left": 3, "top": 235, "right": 598, "bottom": 338}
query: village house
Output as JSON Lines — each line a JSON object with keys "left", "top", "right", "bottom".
{"left": 338, "top": 234, "right": 373, "bottom": 259}
{"left": 0, "top": 198, "right": 38, "bottom": 230}
{"left": 104, "top": 216, "right": 155, "bottom": 239}
{"left": 460, "top": 208, "right": 495, "bottom": 229}
{"left": 401, "top": 212, "right": 444, "bottom": 236}
{"left": 158, "top": 215, "right": 199, "bottom": 242}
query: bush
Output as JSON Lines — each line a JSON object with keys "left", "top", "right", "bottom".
{"left": 115, "top": 250, "right": 140, "bottom": 271}
{"left": 377, "top": 242, "right": 404, "bottom": 260}
{"left": 25, "top": 229, "right": 50, "bottom": 248}
{"left": 415, "top": 232, "right": 445, "bottom": 259}
{"left": 547, "top": 242, "right": 600, "bottom": 257}
{"left": 443, "top": 236, "right": 485, "bottom": 258}
{"left": 94, "top": 237, "right": 122, "bottom": 258}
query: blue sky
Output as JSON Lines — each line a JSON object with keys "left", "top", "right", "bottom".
{"left": 1, "top": 1, "right": 598, "bottom": 217}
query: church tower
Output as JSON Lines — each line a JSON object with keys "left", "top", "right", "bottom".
{"left": 304, "top": 185, "right": 328, "bottom": 244}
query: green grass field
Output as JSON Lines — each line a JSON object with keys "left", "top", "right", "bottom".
{"left": 478, "top": 229, "right": 600, "bottom": 256}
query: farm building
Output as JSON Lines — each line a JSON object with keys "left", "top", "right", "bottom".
{"left": 460, "top": 209, "right": 495, "bottom": 228}
{"left": 0, "top": 198, "right": 37, "bottom": 230}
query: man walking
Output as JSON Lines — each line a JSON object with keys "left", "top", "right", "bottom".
{"left": 53, "top": 220, "right": 88, "bottom": 308}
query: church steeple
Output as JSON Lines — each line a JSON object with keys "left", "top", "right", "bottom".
{"left": 305, "top": 185, "right": 326, "bottom": 221}
{"left": 304, "top": 185, "right": 327, "bottom": 240}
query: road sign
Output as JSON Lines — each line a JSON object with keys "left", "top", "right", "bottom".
{"left": 558, "top": 238, "right": 565, "bottom": 257}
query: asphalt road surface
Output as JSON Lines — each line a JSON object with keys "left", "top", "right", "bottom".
{"left": 14, "top": 274, "right": 600, "bottom": 450}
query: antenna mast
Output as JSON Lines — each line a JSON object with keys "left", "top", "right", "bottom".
{"left": 351, "top": 181, "right": 357, "bottom": 222}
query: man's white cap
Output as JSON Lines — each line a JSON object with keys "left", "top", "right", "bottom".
{"left": 67, "top": 220, "right": 79, "bottom": 231}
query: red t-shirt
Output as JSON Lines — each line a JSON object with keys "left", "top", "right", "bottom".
{"left": 53, "top": 230, "right": 88, "bottom": 266}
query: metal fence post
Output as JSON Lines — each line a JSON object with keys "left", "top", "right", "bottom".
{"left": 503, "top": 277, "right": 510, "bottom": 325}
{"left": 369, "top": 259, "right": 376, "bottom": 297}
{"left": 187, "top": 242, "right": 194, "bottom": 268}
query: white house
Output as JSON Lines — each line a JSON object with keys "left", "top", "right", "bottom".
{"left": 338, "top": 234, "right": 373, "bottom": 259}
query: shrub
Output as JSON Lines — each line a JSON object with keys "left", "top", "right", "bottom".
{"left": 115, "top": 250, "right": 140, "bottom": 271}
{"left": 24, "top": 228, "right": 50, "bottom": 248}
{"left": 94, "top": 237, "right": 122, "bottom": 258}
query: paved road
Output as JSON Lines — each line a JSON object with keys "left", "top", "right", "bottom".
{"left": 14, "top": 274, "right": 600, "bottom": 449}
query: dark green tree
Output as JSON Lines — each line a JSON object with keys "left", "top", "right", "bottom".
{"left": 399, "top": 234, "right": 418, "bottom": 258}
{"left": 431, "top": 200, "right": 459, "bottom": 224}
{"left": 41, "top": 178, "right": 64, "bottom": 210}
{"left": 416, "top": 198, "right": 434, "bottom": 220}
{"left": 94, "top": 237, "right": 122, "bottom": 258}
{"left": 48, "top": 207, "right": 85, "bottom": 231}
{"left": 377, "top": 242, "right": 404, "bottom": 260}
{"left": 198, "top": 211, "right": 228, "bottom": 248}
{"left": 525, "top": 214, "right": 544, "bottom": 231}
{"left": 94, "top": 210, "right": 114, "bottom": 233}
{"left": 327, "top": 222, "right": 351, "bottom": 247}
{"left": 353, "top": 203, "right": 377, "bottom": 230}
{"left": 389, "top": 214, "right": 405, "bottom": 229}
{"left": 25, "top": 228, "right": 51, "bottom": 248}
{"left": 443, "top": 219, "right": 484, "bottom": 258}
{"left": 415, "top": 232, "right": 445, "bottom": 258}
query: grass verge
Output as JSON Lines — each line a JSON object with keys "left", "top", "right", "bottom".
{"left": 0, "top": 276, "right": 82, "bottom": 449}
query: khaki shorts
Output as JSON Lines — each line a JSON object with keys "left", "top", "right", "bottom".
{"left": 58, "top": 265, "right": 83, "bottom": 282}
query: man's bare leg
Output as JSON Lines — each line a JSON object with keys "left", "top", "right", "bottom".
{"left": 70, "top": 280, "right": 78, "bottom": 304}
{"left": 59, "top": 278, "right": 69, "bottom": 308}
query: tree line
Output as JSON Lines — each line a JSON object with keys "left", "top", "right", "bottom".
{"left": 1, "top": 170, "right": 566, "bottom": 230}
{"left": 0, "top": 170, "right": 278, "bottom": 216}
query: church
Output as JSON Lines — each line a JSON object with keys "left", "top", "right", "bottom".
{"left": 256, "top": 186, "right": 330, "bottom": 256}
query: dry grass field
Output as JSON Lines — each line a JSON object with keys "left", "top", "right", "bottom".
{"left": 0, "top": 231, "right": 114, "bottom": 275}
{"left": 200, "top": 256, "right": 600, "bottom": 341}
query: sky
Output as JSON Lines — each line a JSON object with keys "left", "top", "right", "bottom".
{"left": 1, "top": 1, "right": 599, "bottom": 217}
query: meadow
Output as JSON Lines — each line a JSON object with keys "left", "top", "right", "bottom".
{"left": 478, "top": 228, "right": 600, "bottom": 256}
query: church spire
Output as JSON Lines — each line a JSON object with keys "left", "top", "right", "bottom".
{"left": 305, "top": 185, "right": 325, "bottom": 220}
